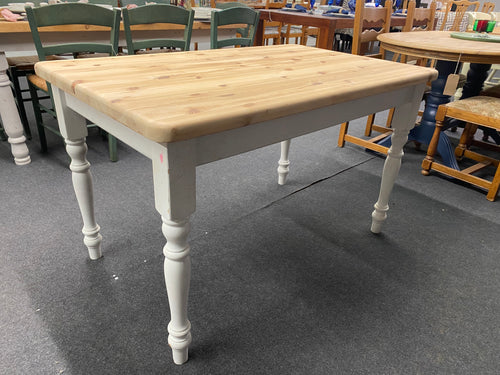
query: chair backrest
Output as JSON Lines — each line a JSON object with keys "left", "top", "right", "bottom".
{"left": 438, "top": 0, "right": 480, "bottom": 31}
{"left": 404, "top": 0, "right": 437, "bottom": 31}
{"left": 481, "top": 1, "right": 495, "bottom": 12}
{"left": 63, "top": 0, "right": 120, "bottom": 6}
{"left": 26, "top": 3, "right": 121, "bottom": 60}
{"left": 215, "top": 1, "right": 251, "bottom": 8}
{"left": 122, "top": 4, "right": 194, "bottom": 53}
{"left": 210, "top": 6, "right": 260, "bottom": 48}
{"left": 265, "top": 0, "right": 287, "bottom": 9}
{"left": 121, "top": 0, "right": 171, "bottom": 6}
{"left": 351, "top": 0, "right": 392, "bottom": 57}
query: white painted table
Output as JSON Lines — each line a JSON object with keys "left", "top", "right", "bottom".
{"left": 35, "top": 44, "right": 437, "bottom": 365}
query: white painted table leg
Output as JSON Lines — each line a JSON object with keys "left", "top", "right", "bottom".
{"left": 0, "top": 52, "right": 30, "bottom": 165}
{"left": 162, "top": 218, "right": 192, "bottom": 365}
{"left": 371, "top": 86, "right": 426, "bottom": 233}
{"left": 278, "top": 139, "right": 291, "bottom": 185}
{"left": 65, "top": 138, "right": 102, "bottom": 259}
{"left": 51, "top": 87, "right": 102, "bottom": 259}
{"left": 152, "top": 141, "right": 196, "bottom": 365}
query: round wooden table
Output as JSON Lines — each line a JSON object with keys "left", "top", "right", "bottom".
{"left": 378, "top": 31, "right": 500, "bottom": 169}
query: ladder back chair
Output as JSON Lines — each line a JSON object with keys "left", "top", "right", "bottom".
{"left": 337, "top": 0, "right": 393, "bottom": 154}
{"left": 280, "top": 0, "right": 314, "bottom": 46}
{"left": 262, "top": 0, "right": 287, "bottom": 45}
{"left": 422, "top": 96, "right": 500, "bottom": 201}
{"left": 481, "top": 1, "right": 495, "bottom": 12}
{"left": 25, "top": 3, "right": 121, "bottom": 161}
{"left": 210, "top": 6, "right": 260, "bottom": 48}
{"left": 122, "top": 4, "right": 194, "bottom": 54}
{"left": 438, "top": 0, "right": 480, "bottom": 31}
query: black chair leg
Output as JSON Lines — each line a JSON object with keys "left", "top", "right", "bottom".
{"left": 28, "top": 82, "right": 48, "bottom": 152}
{"left": 8, "top": 67, "right": 33, "bottom": 139}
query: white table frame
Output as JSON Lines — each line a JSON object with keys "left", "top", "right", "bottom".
{"left": 50, "top": 74, "right": 426, "bottom": 364}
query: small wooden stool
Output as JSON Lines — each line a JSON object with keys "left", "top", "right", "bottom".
{"left": 421, "top": 96, "right": 500, "bottom": 201}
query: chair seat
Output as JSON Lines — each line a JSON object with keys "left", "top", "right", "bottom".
{"left": 6, "top": 55, "right": 38, "bottom": 69}
{"left": 422, "top": 96, "right": 500, "bottom": 201}
{"left": 27, "top": 74, "right": 48, "bottom": 92}
{"left": 444, "top": 96, "right": 500, "bottom": 123}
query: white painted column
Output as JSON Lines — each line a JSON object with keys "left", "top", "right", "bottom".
{"left": 0, "top": 52, "right": 30, "bottom": 165}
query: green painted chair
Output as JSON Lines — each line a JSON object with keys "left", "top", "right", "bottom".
{"left": 25, "top": 3, "right": 121, "bottom": 161}
{"left": 122, "top": 4, "right": 194, "bottom": 54}
{"left": 215, "top": 2, "right": 252, "bottom": 38}
{"left": 121, "top": 0, "right": 172, "bottom": 6}
{"left": 210, "top": 7, "right": 259, "bottom": 49}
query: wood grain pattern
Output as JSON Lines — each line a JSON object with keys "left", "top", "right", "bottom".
{"left": 378, "top": 30, "right": 500, "bottom": 64}
{"left": 0, "top": 20, "right": 236, "bottom": 33}
{"left": 35, "top": 44, "right": 436, "bottom": 143}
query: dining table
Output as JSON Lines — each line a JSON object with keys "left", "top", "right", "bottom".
{"left": 255, "top": 9, "right": 410, "bottom": 49}
{"left": 34, "top": 44, "right": 436, "bottom": 365}
{"left": 378, "top": 30, "right": 500, "bottom": 169}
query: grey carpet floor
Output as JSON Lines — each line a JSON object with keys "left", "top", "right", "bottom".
{"left": 1, "top": 107, "right": 499, "bottom": 374}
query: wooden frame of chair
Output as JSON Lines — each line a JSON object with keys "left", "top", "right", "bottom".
{"left": 438, "top": 0, "right": 480, "bottom": 31}
{"left": 280, "top": 0, "right": 314, "bottom": 45}
{"left": 210, "top": 6, "right": 260, "bottom": 48}
{"left": 337, "top": 0, "right": 392, "bottom": 154}
{"left": 122, "top": 4, "right": 195, "bottom": 54}
{"left": 422, "top": 96, "right": 500, "bottom": 201}
{"left": 262, "top": 0, "right": 287, "bottom": 45}
{"left": 481, "top": 1, "right": 495, "bottom": 12}
{"left": 25, "top": 3, "right": 121, "bottom": 161}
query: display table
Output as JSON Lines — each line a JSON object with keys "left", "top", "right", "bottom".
{"left": 378, "top": 30, "right": 500, "bottom": 168}
{"left": 35, "top": 44, "right": 436, "bottom": 365}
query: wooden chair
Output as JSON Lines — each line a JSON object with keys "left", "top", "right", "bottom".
{"left": 481, "top": 1, "right": 495, "bottom": 12}
{"left": 210, "top": 6, "right": 260, "bottom": 48}
{"left": 215, "top": 2, "right": 254, "bottom": 39}
{"left": 337, "top": 0, "right": 392, "bottom": 154}
{"left": 262, "top": 0, "right": 286, "bottom": 45}
{"left": 280, "top": 0, "right": 311, "bottom": 45}
{"left": 25, "top": 3, "right": 121, "bottom": 161}
{"left": 421, "top": 96, "right": 500, "bottom": 201}
{"left": 438, "top": 0, "right": 480, "bottom": 31}
{"left": 122, "top": 4, "right": 194, "bottom": 54}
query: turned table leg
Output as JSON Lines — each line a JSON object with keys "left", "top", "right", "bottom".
{"left": 278, "top": 139, "right": 291, "bottom": 185}
{"left": 52, "top": 87, "right": 102, "bottom": 259}
{"left": 0, "top": 52, "right": 30, "bottom": 165}
{"left": 371, "top": 85, "right": 425, "bottom": 233}
{"left": 152, "top": 141, "right": 196, "bottom": 365}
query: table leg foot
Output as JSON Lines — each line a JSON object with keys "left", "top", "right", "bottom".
{"left": 162, "top": 217, "right": 192, "bottom": 365}
{"left": 278, "top": 140, "right": 291, "bottom": 185}
{"left": 66, "top": 138, "right": 102, "bottom": 259}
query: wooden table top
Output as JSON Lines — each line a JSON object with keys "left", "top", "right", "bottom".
{"left": 0, "top": 20, "right": 231, "bottom": 33}
{"left": 35, "top": 45, "right": 436, "bottom": 143}
{"left": 378, "top": 30, "right": 500, "bottom": 64}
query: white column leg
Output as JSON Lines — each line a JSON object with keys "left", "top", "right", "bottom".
{"left": 371, "top": 85, "right": 426, "bottom": 233}
{"left": 0, "top": 53, "right": 30, "bottom": 165}
{"left": 162, "top": 218, "right": 192, "bottom": 365}
{"left": 278, "top": 139, "right": 291, "bottom": 185}
{"left": 50, "top": 87, "right": 102, "bottom": 259}
{"left": 152, "top": 140, "right": 196, "bottom": 365}
{"left": 65, "top": 138, "right": 102, "bottom": 259}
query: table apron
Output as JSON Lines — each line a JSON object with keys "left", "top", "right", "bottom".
{"left": 380, "top": 42, "right": 500, "bottom": 64}
{"left": 62, "top": 83, "right": 426, "bottom": 166}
